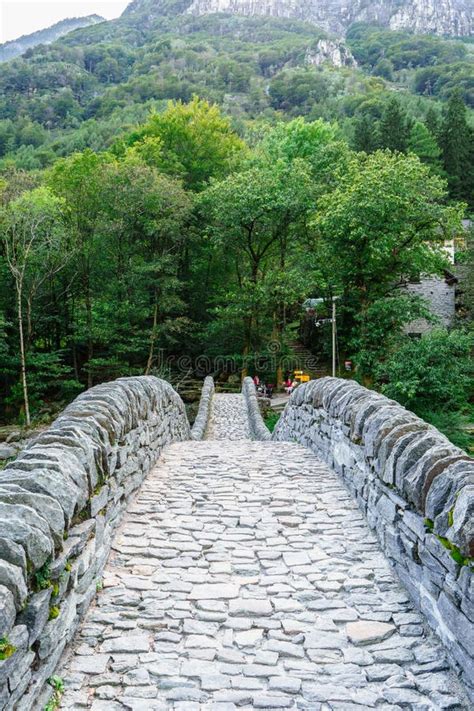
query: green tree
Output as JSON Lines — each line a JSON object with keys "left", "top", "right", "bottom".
{"left": 0, "top": 187, "right": 68, "bottom": 425}
{"left": 375, "top": 329, "right": 473, "bottom": 449}
{"left": 425, "top": 106, "right": 441, "bottom": 138}
{"left": 260, "top": 117, "right": 350, "bottom": 195}
{"left": 373, "top": 58, "right": 394, "bottom": 81}
{"left": 47, "top": 150, "right": 114, "bottom": 387}
{"left": 122, "top": 97, "right": 245, "bottom": 190}
{"left": 98, "top": 154, "right": 192, "bottom": 375}
{"left": 439, "top": 90, "right": 474, "bottom": 205}
{"left": 408, "top": 121, "right": 442, "bottom": 171}
{"left": 201, "top": 156, "right": 314, "bottom": 377}
{"left": 353, "top": 115, "right": 377, "bottom": 153}
{"left": 312, "top": 150, "right": 463, "bottom": 379}
{"left": 349, "top": 294, "right": 433, "bottom": 377}
{"left": 378, "top": 97, "right": 409, "bottom": 152}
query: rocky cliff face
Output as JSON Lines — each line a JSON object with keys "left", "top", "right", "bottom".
{"left": 306, "top": 39, "right": 357, "bottom": 68}
{"left": 183, "top": 0, "right": 473, "bottom": 37}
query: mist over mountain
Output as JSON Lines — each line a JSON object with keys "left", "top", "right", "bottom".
{"left": 0, "top": 15, "right": 105, "bottom": 63}
{"left": 123, "top": 0, "right": 473, "bottom": 37}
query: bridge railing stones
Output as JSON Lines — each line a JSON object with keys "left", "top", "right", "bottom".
{"left": 242, "top": 377, "right": 271, "bottom": 441}
{"left": 273, "top": 376, "right": 473, "bottom": 697}
{"left": 191, "top": 376, "right": 215, "bottom": 440}
{"left": 0, "top": 376, "right": 190, "bottom": 710}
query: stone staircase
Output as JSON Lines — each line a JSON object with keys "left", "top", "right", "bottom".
{"left": 287, "top": 340, "right": 327, "bottom": 379}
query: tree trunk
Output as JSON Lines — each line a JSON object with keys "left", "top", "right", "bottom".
{"left": 69, "top": 293, "right": 80, "bottom": 381}
{"left": 86, "top": 294, "right": 93, "bottom": 388}
{"left": 26, "top": 294, "right": 33, "bottom": 349}
{"left": 241, "top": 256, "right": 261, "bottom": 380}
{"left": 272, "top": 311, "right": 284, "bottom": 388}
{"left": 241, "top": 318, "right": 252, "bottom": 381}
{"left": 84, "top": 259, "right": 93, "bottom": 389}
{"left": 145, "top": 296, "right": 159, "bottom": 375}
{"left": 72, "top": 339, "right": 79, "bottom": 381}
{"left": 16, "top": 284, "right": 30, "bottom": 427}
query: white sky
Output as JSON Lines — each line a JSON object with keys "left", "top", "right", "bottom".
{"left": 0, "top": 0, "right": 131, "bottom": 43}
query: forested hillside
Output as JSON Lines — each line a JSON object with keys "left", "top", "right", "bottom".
{"left": 0, "top": 5, "right": 472, "bottom": 449}
{"left": 0, "top": 15, "right": 105, "bottom": 63}
{"left": 1, "top": 9, "right": 473, "bottom": 196}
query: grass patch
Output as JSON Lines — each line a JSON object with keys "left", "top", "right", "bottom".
{"left": 44, "top": 676, "right": 64, "bottom": 711}
{"left": 0, "top": 637, "right": 16, "bottom": 660}
{"left": 264, "top": 411, "right": 280, "bottom": 432}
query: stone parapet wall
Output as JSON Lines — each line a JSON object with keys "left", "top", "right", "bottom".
{"left": 191, "top": 376, "right": 215, "bottom": 440}
{"left": 0, "top": 377, "right": 190, "bottom": 710}
{"left": 242, "top": 377, "right": 271, "bottom": 441}
{"left": 273, "top": 377, "right": 473, "bottom": 697}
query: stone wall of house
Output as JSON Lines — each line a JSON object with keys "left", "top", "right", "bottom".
{"left": 404, "top": 276, "right": 456, "bottom": 334}
{"left": 273, "top": 377, "right": 473, "bottom": 698}
{"left": 0, "top": 377, "right": 190, "bottom": 710}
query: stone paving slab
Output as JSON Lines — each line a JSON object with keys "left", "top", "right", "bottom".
{"left": 58, "top": 437, "right": 469, "bottom": 710}
{"left": 58, "top": 394, "right": 469, "bottom": 710}
{"left": 204, "top": 394, "right": 250, "bottom": 441}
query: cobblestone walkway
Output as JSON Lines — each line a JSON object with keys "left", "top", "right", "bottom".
{"left": 59, "top": 399, "right": 469, "bottom": 711}
{"left": 205, "top": 394, "right": 250, "bottom": 440}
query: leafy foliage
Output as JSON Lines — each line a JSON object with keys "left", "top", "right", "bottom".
{"left": 375, "top": 329, "right": 473, "bottom": 450}
{"left": 0, "top": 637, "right": 16, "bottom": 661}
{"left": 44, "top": 676, "right": 65, "bottom": 711}
{"left": 0, "top": 8, "right": 472, "bottom": 448}
{"left": 376, "top": 329, "right": 473, "bottom": 413}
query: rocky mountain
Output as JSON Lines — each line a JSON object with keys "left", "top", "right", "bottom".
{"left": 125, "top": 0, "right": 473, "bottom": 37}
{"left": 0, "top": 15, "right": 105, "bottom": 62}
{"left": 305, "top": 39, "right": 356, "bottom": 68}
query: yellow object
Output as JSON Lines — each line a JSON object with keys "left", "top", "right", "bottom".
{"left": 294, "top": 371, "right": 311, "bottom": 383}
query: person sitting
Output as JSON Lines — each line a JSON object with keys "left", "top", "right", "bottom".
{"left": 285, "top": 379, "right": 298, "bottom": 395}
{"left": 253, "top": 374, "right": 260, "bottom": 387}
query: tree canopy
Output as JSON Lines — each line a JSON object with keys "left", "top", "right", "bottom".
{"left": 0, "top": 38, "right": 472, "bottom": 448}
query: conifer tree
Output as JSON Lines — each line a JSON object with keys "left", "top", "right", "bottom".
{"left": 353, "top": 115, "right": 377, "bottom": 153}
{"left": 408, "top": 121, "right": 442, "bottom": 171}
{"left": 425, "top": 106, "right": 441, "bottom": 139}
{"left": 439, "top": 89, "right": 474, "bottom": 206}
{"left": 378, "top": 97, "right": 409, "bottom": 152}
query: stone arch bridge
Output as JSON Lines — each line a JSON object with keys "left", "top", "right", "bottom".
{"left": 0, "top": 375, "right": 472, "bottom": 710}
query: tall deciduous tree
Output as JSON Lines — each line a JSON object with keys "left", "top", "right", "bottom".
{"left": 312, "top": 150, "right": 463, "bottom": 378}
{"left": 259, "top": 117, "right": 349, "bottom": 192}
{"left": 98, "top": 154, "right": 192, "bottom": 375}
{"left": 122, "top": 97, "right": 245, "bottom": 191}
{"left": 201, "top": 156, "right": 314, "bottom": 378}
{"left": 0, "top": 187, "right": 68, "bottom": 425}
{"left": 47, "top": 150, "right": 113, "bottom": 387}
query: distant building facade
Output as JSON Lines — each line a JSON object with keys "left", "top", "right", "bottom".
{"left": 403, "top": 273, "right": 457, "bottom": 335}
{"left": 403, "top": 237, "right": 460, "bottom": 335}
